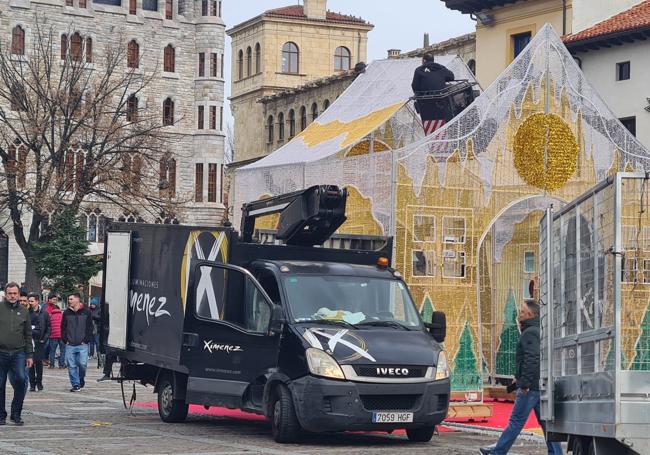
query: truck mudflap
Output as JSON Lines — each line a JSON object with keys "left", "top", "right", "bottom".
{"left": 288, "top": 375, "right": 450, "bottom": 433}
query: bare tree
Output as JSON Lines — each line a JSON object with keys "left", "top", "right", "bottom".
{"left": 0, "top": 19, "right": 178, "bottom": 289}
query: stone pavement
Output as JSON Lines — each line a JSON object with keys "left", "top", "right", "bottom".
{"left": 0, "top": 367, "right": 551, "bottom": 455}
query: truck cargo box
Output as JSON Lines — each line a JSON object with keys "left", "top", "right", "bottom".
{"left": 540, "top": 173, "right": 650, "bottom": 454}
{"left": 102, "top": 224, "right": 232, "bottom": 369}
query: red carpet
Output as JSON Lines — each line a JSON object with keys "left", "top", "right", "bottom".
{"left": 445, "top": 400, "right": 541, "bottom": 430}
{"left": 134, "top": 400, "right": 540, "bottom": 433}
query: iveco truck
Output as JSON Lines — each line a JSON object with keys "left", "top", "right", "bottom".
{"left": 101, "top": 185, "right": 450, "bottom": 443}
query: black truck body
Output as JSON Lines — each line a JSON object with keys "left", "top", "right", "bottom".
{"left": 101, "top": 187, "right": 450, "bottom": 443}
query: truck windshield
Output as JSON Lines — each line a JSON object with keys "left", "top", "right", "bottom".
{"left": 283, "top": 276, "right": 422, "bottom": 329}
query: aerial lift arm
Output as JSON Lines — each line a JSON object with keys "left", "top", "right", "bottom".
{"left": 240, "top": 185, "right": 347, "bottom": 246}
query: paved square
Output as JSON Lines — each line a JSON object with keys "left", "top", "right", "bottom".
{"left": 0, "top": 367, "right": 550, "bottom": 454}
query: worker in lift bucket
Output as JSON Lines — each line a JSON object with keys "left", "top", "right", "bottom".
{"left": 411, "top": 53, "right": 455, "bottom": 136}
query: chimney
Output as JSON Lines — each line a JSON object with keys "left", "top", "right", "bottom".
{"left": 387, "top": 49, "right": 401, "bottom": 59}
{"left": 423, "top": 33, "right": 430, "bottom": 48}
{"left": 304, "top": 0, "right": 327, "bottom": 20}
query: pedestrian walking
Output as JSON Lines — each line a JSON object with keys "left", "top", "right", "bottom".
{"left": 479, "top": 300, "right": 562, "bottom": 455}
{"left": 61, "top": 293, "right": 93, "bottom": 392}
{"left": 27, "top": 294, "right": 50, "bottom": 391}
{"left": 16, "top": 292, "right": 30, "bottom": 399}
{"left": 44, "top": 293, "right": 60, "bottom": 365}
{"left": 88, "top": 297, "right": 100, "bottom": 359}
{"left": 0, "top": 283, "right": 33, "bottom": 425}
{"left": 47, "top": 300, "right": 66, "bottom": 369}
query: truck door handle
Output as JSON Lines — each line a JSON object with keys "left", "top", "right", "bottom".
{"left": 182, "top": 333, "right": 199, "bottom": 347}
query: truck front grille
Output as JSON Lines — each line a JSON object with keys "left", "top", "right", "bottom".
{"left": 360, "top": 394, "right": 418, "bottom": 411}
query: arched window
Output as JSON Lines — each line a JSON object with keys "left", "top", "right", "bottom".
{"left": 70, "top": 33, "right": 82, "bottom": 62}
{"left": 467, "top": 59, "right": 476, "bottom": 75}
{"left": 121, "top": 155, "right": 132, "bottom": 190}
{"left": 267, "top": 115, "right": 274, "bottom": 144}
{"left": 9, "top": 142, "right": 27, "bottom": 189}
{"left": 132, "top": 156, "right": 142, "bottom": 192}
{"left": 127, "top": 40, "right": 139, "bottom": 68}
{"left": 85, "top": 37, "right": 92, "bottom": 63}
{"left": 129, "top": 0, "right": 136, "bottom": 14}
{"left": 334, "top": 46, "right": 351, "bottom": 71}
{"left": 61, "top": 34, "right": 67, "bottom": 59}
{"left": 255, "top": 43, "right": 261, "bottom": 74}
{"left": 288, "top": 109, "right": 296, "bottom": 138}
{"left": 163, "top": 44, "right": 175, "bottom": 72}
{"left": 165, "top": 0, "right": 173, "bottom": 19}
{"left": 246, "top": 46, "right": 252, "bottom": 77}
{"left": 126, "top": 94, "right": 138, "bottom": 122}
{"left": 323, "top": 99, "right": 330, "bottom": 111}
{"left": 201, "top": 0, "right": 208, "bottom": 16}
{"left": 237, "top": 49, "right": 244, "bottom": 80}
{"left": 75, "top": 150, "right": 84, "bottom": 190}
{"left": 281, "top": 42, "right": 299, "bottom": 74}
{"left": 311, "top": 102, "right": 318, "bottom": 121}
{"left": 300, "top": 106, "right": 307, "bottom": 131}
{"left": 11, "top": 26, "right": 25, "bottom": 56}
{"left": 210, "top": 0, "right": 217, "bottom": 16}
{"left": 163, "top": 97, "right": 174, "bottom": 126}
{"left": 278, "top": 112, "right": 285, "bottom": 141}
{"left": 83, "top": 208, "right": 105, "bottom": 242}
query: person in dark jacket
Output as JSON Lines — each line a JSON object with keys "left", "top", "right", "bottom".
{"left": 480, "top": 300, "right": 562, "bottom": 455}
{"left": 412, "top": 53, "right": 455, "bottom": 135}
{"left": 0, "top": 283, "right": 33, "bottom": 425}
{"left": 412, "top": 53, "right": 455, "bottom": 95}
{"left": 27, "top": 293, "right": 50, "bottom": 391}
{"left": 61, "top": 293, "right": 93, "bottom": 392}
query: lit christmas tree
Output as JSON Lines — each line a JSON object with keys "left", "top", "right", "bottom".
{"left": 495, "top": 289, "right": 520, "bottom": 376}
{"left": 632, "top": 301, "right": 650, "bottom": 371}
{"left": 420, "top": 295, "right": 435, "bottom": 324}
{"left": 451, "top": 322, "right": 482, "bottom": 391}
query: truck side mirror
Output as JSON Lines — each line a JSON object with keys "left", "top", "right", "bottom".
{"left": 425, "top": 311, "right": 446, "bottom": 343}
{"left": 268, "top": 305, "right": 286, "bottom": 336}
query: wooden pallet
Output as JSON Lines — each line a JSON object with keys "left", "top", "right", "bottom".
{"left": 447, "top": 402, "right": 493, "bottom": 420}
{"left": 483, "top": 385, "right": 516, "bottom": 402}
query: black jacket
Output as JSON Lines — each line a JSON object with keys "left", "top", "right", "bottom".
{"left": 61, "top": 307, "right": 94, "bottom": 346}
{"left": 29, "top": 307, "right": 51, "bottom": 344}
{"left": 516, "top": 317, "right": 541, "bottom": 391}
{"left": 412, "top": 62, "right": 455, "bottom": 94}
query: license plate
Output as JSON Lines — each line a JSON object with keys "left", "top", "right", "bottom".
{"left": 371, "top": 412, "right": 414, "bottom": 423}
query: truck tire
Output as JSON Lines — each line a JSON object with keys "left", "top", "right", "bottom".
{"left": 157, "top": 378, "right": 189, "bottom": 423}
{"left": 406, "top": 425, "right": 436, "bottom": 442}
{"left": 271, "top": 384, "right": 301, "bottom": 443}
{"left": 572, "top": 436, "right": 591, "bottom": 455}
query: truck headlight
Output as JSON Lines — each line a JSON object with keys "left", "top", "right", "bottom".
{"left": 306, "top": 348, "right": 345, "bottom": 380}
{"left": 435, "top": 351, "right": 450, "bottom": 380}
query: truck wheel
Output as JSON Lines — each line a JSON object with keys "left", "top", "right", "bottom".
{"left": 406, "top": 425, "right": 436, "bottom": 442}
{"left": 572, "top": 436, "right": 591, "bottom": 455}
{"left": 271, "top": 384, "right": 301, "bottom": 443}
{"left": 157, "top": 378, "right": 188, "bottom": 423}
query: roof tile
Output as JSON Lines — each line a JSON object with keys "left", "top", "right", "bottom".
{"left": 564, "top": 0, "right": 650, "bottom": 44}
{"left": 264, "top": 5, "right": 370, "bottom": 26}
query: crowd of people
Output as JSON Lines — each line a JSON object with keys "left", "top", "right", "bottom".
{"left": 0, "top": 282, "right": 110, "bottom": 426}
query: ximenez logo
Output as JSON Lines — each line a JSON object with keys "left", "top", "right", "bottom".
{"left": 130, "top": 290, "right": 171, "bottom": 326}
{"left": 376, "top": 367, "right": 410, "bottom": 376}
{"left": 203, "top": 340, "right": 244, "bottom": 355}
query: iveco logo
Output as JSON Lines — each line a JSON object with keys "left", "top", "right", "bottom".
{"left": 376, "top": 367, "right": 409, "bottom": 376}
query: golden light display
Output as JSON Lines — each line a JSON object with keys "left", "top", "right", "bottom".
{"left": 513, "top": 113, "right": 580, "bottom": 191}
{"left": 298, "top": 103, "right": 403, "bottom": 149}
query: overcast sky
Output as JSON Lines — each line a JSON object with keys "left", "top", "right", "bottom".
{"left": 222, "top": 1, "right": 474, "bottom": 152}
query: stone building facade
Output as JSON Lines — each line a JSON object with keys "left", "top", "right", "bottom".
{"left": 0, "top": 0, "right": 227, "bottom": 284}
{"left": 401, "top": 32, "right": 476, "bottom": 75}
{"left": 258, "top": 69, "right": 361, "bottom": 156}
{"left": 227, "top": 0, "right": 373, "bottom": 163}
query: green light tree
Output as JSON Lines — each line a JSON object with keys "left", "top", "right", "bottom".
{"left": 420, "top": 295, "right": 435, "bottom": 324}
{"left": 632, "top": 301, "right": 650, "bottom": 371}
{"left": 451, "top": 322, "right": 482, "bottom": 391}
{"left": 495, "top": 289, "right": 520, "bottom": 376}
